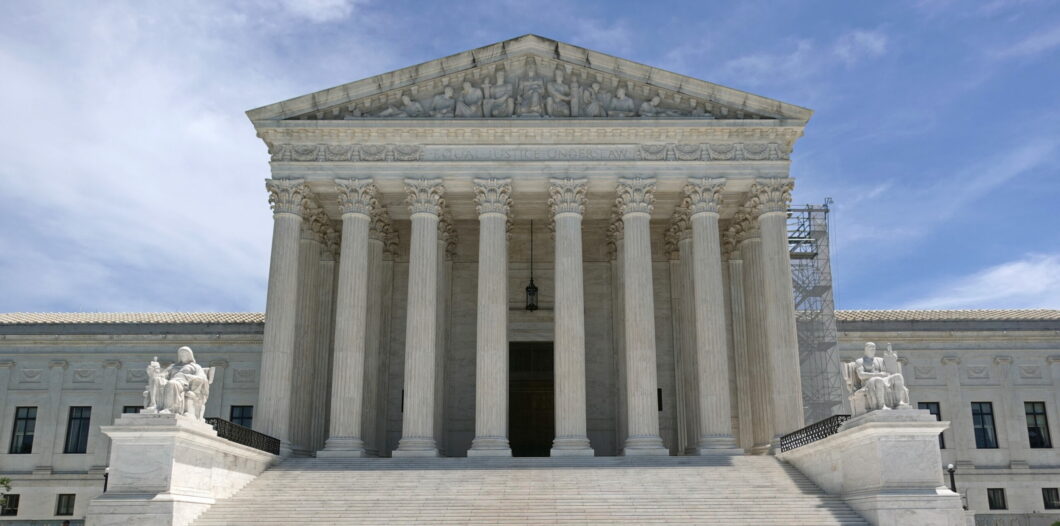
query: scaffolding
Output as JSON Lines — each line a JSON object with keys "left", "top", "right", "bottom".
{"left": 788, "top": 201, "right": 844, "bottom": 423}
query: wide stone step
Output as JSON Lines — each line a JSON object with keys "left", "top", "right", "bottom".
{"left": 192, "top": 456, "right": 869, "bottom": 525}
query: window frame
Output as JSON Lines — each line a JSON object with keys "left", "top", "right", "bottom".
{"left": 55, "top": 493, "right": 76, "bottom": 516}
{"left": 1, "top": 494, "right": 19, "bottom": 516}
{"left": 1025, "top": 401, "right": 1052, "bottom": 449}
{"left": 121, "top": 405, "right": 141, "bottom": 415}
{"left": 987, "top": 488, "right": 1007, "bottom": 510}
{"left": 918, "top": 401, "right": 945, "bottom": 449}
{"left": 229, "top": 405, "right": 254, "bottom": 428}
{"left": 63, "top": 406, "right": 92, "bottom": 454}
{"left": 1044, "top": 487, "right": 1060, "bottom": 510}
{"left": 971, "top": 402, "right": 999, "bottom": 449}
{"left": 8, "top": 406, "right": 37, "bottom": 454}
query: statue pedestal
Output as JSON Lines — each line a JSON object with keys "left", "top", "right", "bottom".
{"left": 85, "top": 413, "right": 278, "bottom": 526}
{"left": 777, "top": 409, "right": 967, "bottom": 526}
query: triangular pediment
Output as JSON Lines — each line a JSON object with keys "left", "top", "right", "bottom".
{"left": 247, "top": 35, "right": 812, "bottom": 123}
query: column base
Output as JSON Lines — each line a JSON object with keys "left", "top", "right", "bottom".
{"left": 551, "top": 436, "right": 594, "bottom": 456}
{"left": 318, "top": 437, "right": 365, "bottom": 458}
{"left": 392, "top": 448, "right": 440, "bottom": 458}
{"left": 469, "top": 436, "right": 511, "bottom": 457}
{"left": 394, "top": 436, "right": 439, "bottom": 457}
{"left": 696, "top": 434, "right": 741, "bottom": 455}
{"left": 622, "top": 434, "right": 668, "bottom": 456}
{"left": 749, "top": 443, "right": 771, "bottom": 455}
{"left": 468, "top": 448, "right": 512, "bottom": 457}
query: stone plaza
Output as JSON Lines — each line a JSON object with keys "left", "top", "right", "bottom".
{"left": 0, "top": 35, "right": 1057, "bottom": 525}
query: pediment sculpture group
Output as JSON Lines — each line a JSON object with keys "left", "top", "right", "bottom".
{"left": 362, "top": 59, "right": 714, "bottom": 120}
{"left": 842, "top": 342, "right": 911, "bottom": 416}
{"left": 140, "top": 346, "right": 215, "bottom": 421}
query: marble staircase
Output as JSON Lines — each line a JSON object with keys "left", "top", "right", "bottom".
{"left": 192, "top": 456, "right": 868, "bottom": 525}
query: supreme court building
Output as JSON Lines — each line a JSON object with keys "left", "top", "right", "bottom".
{"left": 2, "top": 35, "right": 1059, "bottom": 525}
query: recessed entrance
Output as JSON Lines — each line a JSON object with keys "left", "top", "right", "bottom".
{"left": 508, "top": 341, "right": 554, "bottom": 457}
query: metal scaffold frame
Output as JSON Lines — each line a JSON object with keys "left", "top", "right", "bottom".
{"left": 788, "top": 201, "right": 844, "bottom": 423}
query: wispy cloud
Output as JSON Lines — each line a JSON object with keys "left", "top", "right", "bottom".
{"left": 903, "top": 253, "right": 1060, "bottom": 309}
{"left": 991, "top": 23, "right": 1060, "bottom": 59}
{"left": 833, "top": 30, "right": 888, "bottom": 65}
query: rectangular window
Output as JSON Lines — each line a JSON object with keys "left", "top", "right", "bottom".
{"left": 122, "top": 406, "right": 141, "bottom": 414}
{"left": 987, "top": 488, "right": 1007, "bottom": 510}
{"left": 55, "top": 493, "right": 75, "bottom": 516}
{"left": 972, "top": 402, "right": 998, "bottom": 449}
{"left": 63, "top": 406, "right": 92, "bottom": 454}
{"left": 918, "top": 402, "right": 945, "bottom": 449}
{"left": 230, "top": 406, "right": 253, "bottom": 428}
{"left": 1, "top": 494, "right": 19, "bottom": 516}
{"left": 657, "top": 388, "right": 663, "bottom": 412}
{"left": 8, "top": 406, "right": 37, "bottom": 454}
{"left": 1044, "top": 488, "right": 1060, "bottom": 510}
{"left": 1025, "top": 402, "right": 1052, "bottom": 448}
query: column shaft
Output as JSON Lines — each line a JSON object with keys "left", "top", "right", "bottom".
{"left": 258, "top": 179, "right": 307, "bottom": 453}
{"left": 290, "top": 229, "right": 322, "bottom": 455}
{"left": 361, "top": 236, "right": 385, "bottom": 456}
{"left": 469, "top": 212, "right": 511, "bottom": 455}
{"left": 727, "top": 258, "right": 755, "bottom": 451}
{"left": 310, "top": 248, "right": 337, "bottom": 452}
{"left": 677, "top": 236, "right": 700, "bottom": 454}
{"left": 742, "top": 233, "right": 774, "bottom": 453}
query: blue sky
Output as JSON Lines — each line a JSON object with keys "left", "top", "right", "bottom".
{"left": 1, "top": 0, "right": 1058, "bottom": 312}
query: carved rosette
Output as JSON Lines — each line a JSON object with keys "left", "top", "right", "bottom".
{"left": 615, "top": 177, "right": 656, "bottom": 216}
{"left": 266, "top": 178, "right": 309, "bottom": 216}
{"left": 548, "top": 178, "right": 588, "bottom": 217}
{"left": 749, "top": 178, "right": 793, "bottom": 216}
{"left": 473, "top": 178, "right": 513, "bottom": 216}
{"left": 404, "top": 178, "right": 445, "bottom": 216}
{"left": 683, "top": 177, "right": 726, "bottom": 216}
{"left": 335, "top": 178, "right": 378, "bottom": 217}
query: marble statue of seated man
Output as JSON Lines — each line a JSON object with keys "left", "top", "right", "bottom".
{"left": 142, "top": 346, "right": 214, "bottom": 421}
{"left": 842, "top": 342, "right": 911, "bottom": 416}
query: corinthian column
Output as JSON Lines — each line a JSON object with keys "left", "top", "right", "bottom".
{"left": 259, "top": 179, "right": 308, "bottom": 454}
{"left": 361, "top": 209, "right": 391, "bottom": 456}
{"left": 737, "top": 211, "right": 774, "bottom": 454}
{"left": 394, "top": 178, "right": 444, "bottom": 457}
{"left": 290, "top": 204, "right": 325, "bottom": 455}
{"left": 469, "top": 178, "right": 513, "bottom": 457}
{"left": 750, "top": 178, "right": 805, "bottom": 442}
{"left": 616, "top": 177, "right": 668, "bottom": 456}
{"left": 320, "top": 178, "right": 377, "bottom": 457}
{"left": 549, "top": 178, "right": 594, "bottom": 456}
{"left": 684, "top": 178, "right": 740, "bottom": 454}
{"left": 724, "top": 223, "right": 754, "bottom": 452}
{"left": 670, "top": 209, "right": 700, "bottom": 455}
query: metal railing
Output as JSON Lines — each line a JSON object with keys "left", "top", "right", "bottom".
{"left": 206, "top": 417, "right": 281, "bottom": 455}
{"left": 779, "top": 414, "right": 850, "bottom": 452}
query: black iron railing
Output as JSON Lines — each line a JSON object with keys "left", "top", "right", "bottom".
{"left": 779, "top": 414, "right": 850, "bottom": 452}
{"left": 206, "top": 417, "right": 281, "bottom": 455}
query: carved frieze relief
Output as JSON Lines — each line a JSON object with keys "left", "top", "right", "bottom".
{"left": 19, "top": 368, "right": 43, "bottom": 383}
{"left": 232, "top": 368, "right": 257, "bottom": 384}
{"left": 72, "top": 368, "right": 97, "bottom": 383}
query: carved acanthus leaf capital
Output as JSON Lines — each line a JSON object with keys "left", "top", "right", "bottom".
{"left": 665, "top": 206, "right": 690, "bottom": 255}
{"left": 749, "top": 178, "right": 794, "bottom": 216}
{"left": 438, "top": 212, "right": 457, "bottom": 258}
{"left": 733, "top": 207, "right": 759, "bottom": 242}
{"left": 369, "top": 207, "right": 393, "bottom": 242}
{"left": 335, "top": 178, "right": 378, "bottom": 217}
{"left": 548, "top": 178, "right": 588, "bottom": 217}
{"left": 405, "top": 178, "right": 445, "bottom": 216}
{"left": 721, "top": 225, "right": 739, "bottom": 261}
{"left": 266, "top": 178, "right": 309, "bottom": 216}
{"left": 473, "top": 178, "right": 512, "bottom": 216}
{"left": 615, "top": 177, "right": 656, "bottom": 215}
{"left": 684, "top": 177, "right": 726, "bottom": 216}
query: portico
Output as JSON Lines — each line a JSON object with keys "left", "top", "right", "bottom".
{"left": 248, "top": 34, "right": 811, "bottom": 458}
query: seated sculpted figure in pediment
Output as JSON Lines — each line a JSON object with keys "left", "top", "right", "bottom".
{"left": 842, "top": 342, "right": 911, "bottom": 416}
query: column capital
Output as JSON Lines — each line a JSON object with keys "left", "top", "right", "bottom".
{"left": 607, "top": 206, "right": 625, "bottom": 260}
{"left": 615, "top": 177, "right": 656, "bottom": 216}
{"left": 301, "top": 202, "right": 329, "bottom": 243}
{"left": 733, "top": 208, "right": 760, "bottom": 243}
{"left": 266, "top": 179, "right": 309, "bottom": 216}
{"left": 405, "top": 178, "right": 445, "bottom": 216}
{"left": 369, "top": 207, "right": 393, "bottom": 242}
{"left": 438, "top": 212, "right": 457, "bottom": 259}
{"left": 721, "top": 225, "right": 739, "bottom": 261}
{"left": 664, "top": 206, "right": 691, "bottom": 256}
{"left": 473, "top": 178, "right": 513, "bottom": 216}
{"left": 335, "top": 178, "right": 378, "bottom": 217}
{"left": 749, "top": 178, "right": 794, "bottom": 216}
{"left": 548, "top": 177, "right": 588, "bottom": 217}
{"left": 684, "top": 177, "right": 725, "bottom": 216}
{"left": 323, "top": 229, "right": 341, "bottom": 258}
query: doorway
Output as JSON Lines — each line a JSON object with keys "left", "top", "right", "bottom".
{"left": 508, "top": 342, "right": 554, "bottom": 457}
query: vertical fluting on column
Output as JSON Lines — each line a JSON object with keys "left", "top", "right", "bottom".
{"left": 311, "top": 232, "right": 338, "bottom": 452}
{"left": 750, "top": 178, "right": 805, "bottom": 443}
{"left": 608, "top": 214, "right": 628, "bottom": 451}
{"left": 739, "top": 210, "right": 774, "bottom": 454}
{"left": 670, "top": 209, "right": 700, "bottom": 455}
{"left": 434, "top": 215, "right": 455, "bottom": 455}
{"left": 377, "top": 238, "right": 398, "bottom": 456}
{"left": 259, "top": 179, "right": 308, "bottom": 454}
{"left": 616, "top": 177, "right": 668, "bottom": 456}
{"left": 469, "top": 178, "right": 514, "bottom": 456}
{"left": 548, "top": 178, "right": 594, "bottom": 456}
{"left": 394, "top": 178, "right": 444, "bottom": 457}
{"left": 684, "top": 178, "right": 739, "bottom": 454}
{"left": 290, "top": 205, "right": 324, "bottom": 455}
{"left": 361, "top": 209, "right": 392, "bottom": 456}
{"left": 320, "top": 178, "right": 377, "bottom": 457}
{"left": 664, "top": 226, "right": 685, "bottom": 455}
{"left": 725, "top": 222, "right": 755, "bottom": 452}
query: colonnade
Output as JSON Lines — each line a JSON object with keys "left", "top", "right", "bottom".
{"left": 257, "top": 175, "right": 804, "bottom": 458}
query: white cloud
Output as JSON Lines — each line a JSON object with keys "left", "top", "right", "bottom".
{"left": 992, "top": 24, "right": 1060, "bottom": 59}
{"left": 276, "top": 0, "right": 360, "bottom": 23}
{"left": 721, "top": 39, "right": 817, "bottom": 87}
{"left": 903, "top": 253, "right": 1060, "bottom": 309}
{"left": 833, "top": 30, "right": 887, "bottom": 65}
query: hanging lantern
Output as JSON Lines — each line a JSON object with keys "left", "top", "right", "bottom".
{"left": 525, "top": 220, "right": 539, "bottom": 311}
